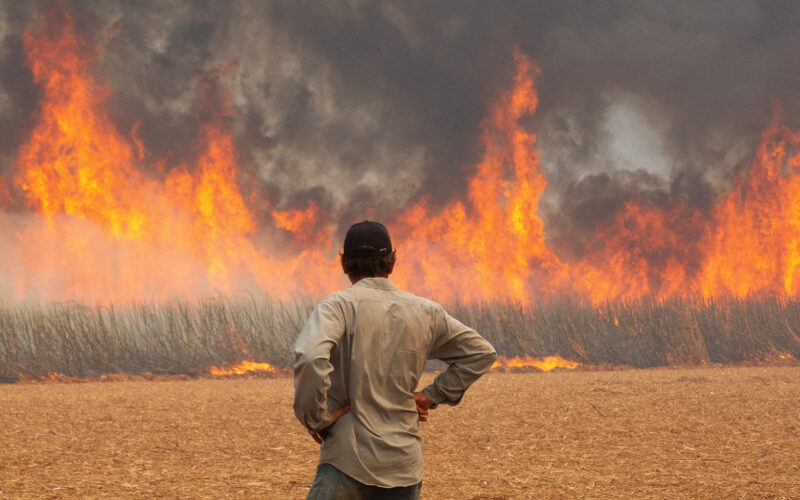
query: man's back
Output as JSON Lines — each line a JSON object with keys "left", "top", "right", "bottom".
{"left": 294, "top": 277, "right": 497, "bottom": 488}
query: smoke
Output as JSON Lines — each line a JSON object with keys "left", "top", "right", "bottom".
{"left": 1, "top": 0, "right": 799, "bottom": 246}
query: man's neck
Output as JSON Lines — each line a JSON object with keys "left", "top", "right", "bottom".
{"left": 349, "top": 274, "right": 390, "bottom": 284}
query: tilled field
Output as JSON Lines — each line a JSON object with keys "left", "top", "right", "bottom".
{"left": 1, "top": 367, "right": 798, "bottom": 499}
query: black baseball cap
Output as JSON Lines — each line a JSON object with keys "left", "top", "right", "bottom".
{"left": 343, "top": 220, "right": 393, "bottom": 257}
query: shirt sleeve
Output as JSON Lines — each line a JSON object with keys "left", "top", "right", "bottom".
{"left": 421, "top": 309, "right": 497, "bottom": 409}
{"left": 293, "top": 296, "right": 347, "bottom": 433}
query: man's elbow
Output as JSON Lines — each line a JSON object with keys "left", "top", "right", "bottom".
{"left": 293, "top": 349, "right": 311, "bottom": 372}
{"left": 293, "top": 396, "right": 321, "bottom": 432}
{"left": 479, "top": 345, "right": 498, "bottom": 373}
{"left": 292, "top": 393, "right": 310, "bottom": 426}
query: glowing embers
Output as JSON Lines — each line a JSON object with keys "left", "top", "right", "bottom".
{"left": 18, "top": 372, "right": 76, "bottom": 383}
{"left": 491, "top": 355, "right": 579, "bottom": 373}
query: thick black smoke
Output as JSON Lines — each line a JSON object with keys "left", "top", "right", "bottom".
{"left": 1, "top": 0, "right": 799, "bottom": 243}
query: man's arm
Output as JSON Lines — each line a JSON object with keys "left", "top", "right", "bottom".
{"left": 293, "top": 296, "right": 348, "bottom": 435}
{"left": 419, "top": 309, "right": 497, "bottom": 409}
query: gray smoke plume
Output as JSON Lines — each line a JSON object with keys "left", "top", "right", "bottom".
{"left": 1, "top": 0, "right": 799, "bottom": 244}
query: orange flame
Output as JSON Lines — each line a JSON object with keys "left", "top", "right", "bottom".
{"left": 7, "top": 5, "right": 800, "bottom": 307}
{"left": 7, "top": 6, "right": 339, "bottom": 303}
{"left": 209, "top": 361, "right": 276, "bottom": 376}
{"left": 492, "top": 355, "right": 579, "bottom": 372}
{"left": 698, "top": 114, "right": 800, "bottom": 297}
{"left": 392, "top": 49, "right": 563, "bottom": 303}
{"left": 394, "top": 49, "right": 800, "bottom": 303}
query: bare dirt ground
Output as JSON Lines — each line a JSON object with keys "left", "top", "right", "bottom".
{"left": 1, "top": 367, "right": 798, "bottom": 499}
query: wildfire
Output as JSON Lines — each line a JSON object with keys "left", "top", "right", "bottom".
{"left": 392, "top": 49, "right": 562, "bottom": 304}
{"left": 7, "top": 5, "right": 338, "bottom": 303}
{"left": 698, "top": 114, "right": 800, "bottom": 297}
{"left": 492, "top": 355, "right": 579, "bottom": 372}
{"left": 5, "top": 4, "right": 800, "bottom": 306}
{"left": 394, "top": 46, "right": 800, "bottom": 303}
{"left": 209, "top": 361, "right": 277, "bottom": 376}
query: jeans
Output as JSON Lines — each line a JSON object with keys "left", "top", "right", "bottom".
{"left": 307, "top": 463, "right": 422, "bottom": 500}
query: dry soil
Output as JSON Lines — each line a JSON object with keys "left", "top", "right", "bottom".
{"left": 1, "top": 367, "right": 799, "bottom": 499}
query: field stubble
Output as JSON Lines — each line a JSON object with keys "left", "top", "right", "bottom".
{"left": 1, "top": 367, "right": 798, "bottom": 499}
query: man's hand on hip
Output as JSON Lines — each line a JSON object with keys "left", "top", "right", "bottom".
{"left": 312, "top": 404, "right": 350, "bottom": 444}
{"left": 413, "top": 392, "right": 431, "bottom": 422}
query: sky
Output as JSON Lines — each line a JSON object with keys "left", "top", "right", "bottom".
{"left": 1, "top": 0, "right": 799, "bottom": 246}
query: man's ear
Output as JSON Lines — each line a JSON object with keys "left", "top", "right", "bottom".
{"left": 386, "top": 251, "right": 397, "bottom": 275}
{"left": 340, "top": 254, "right": 349, "bottom": 276}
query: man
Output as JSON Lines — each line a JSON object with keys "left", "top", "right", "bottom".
{"left": 293, "top": 220, "right": 497, "bottom": 499}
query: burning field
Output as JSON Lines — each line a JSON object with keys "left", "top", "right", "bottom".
{"left": 2, "top": 6, "right": 800, "bottom": 498}
{"left": 0, "top": 3, "right": 797, "bottom": 380}
{"left": 3, "top": 3, "right": 800, "bottom": 305}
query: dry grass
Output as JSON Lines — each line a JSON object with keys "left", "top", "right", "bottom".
{"left": 3, "top": 296, "right": 800, "bottom": 381}
{"left": 1, "top": 367, "right": 798, "bottom": 499}
{"left": 0, "top": 298, "right": 308, "bottom": 381}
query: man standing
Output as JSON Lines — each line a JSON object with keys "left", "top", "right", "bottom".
{"left": 293, "top": 220, "right": 497, "bottom": 499}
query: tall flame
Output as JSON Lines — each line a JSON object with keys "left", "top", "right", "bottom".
{"left": 6, "top": 5, "right": 800, "bottom": 306}
{"left": 699, "top": 115, "right": 800, "bottom": 297}
{"left": 392, "top": 50, "right": 563, "bottom": 303}
{"left": 7, "top": 6, "right": 339, "bottom": 303}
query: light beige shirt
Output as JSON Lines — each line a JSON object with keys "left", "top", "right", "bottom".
{"left": 293, "top": 277, "right": 497, "bottom": 488}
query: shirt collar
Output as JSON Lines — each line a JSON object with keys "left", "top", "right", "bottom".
{"left": 351, "top": 277, "right": 398, "bottom": 291}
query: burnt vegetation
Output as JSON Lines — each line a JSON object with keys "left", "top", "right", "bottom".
{"left": 1, "top": 296, "right": 799, "bottom": 382}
